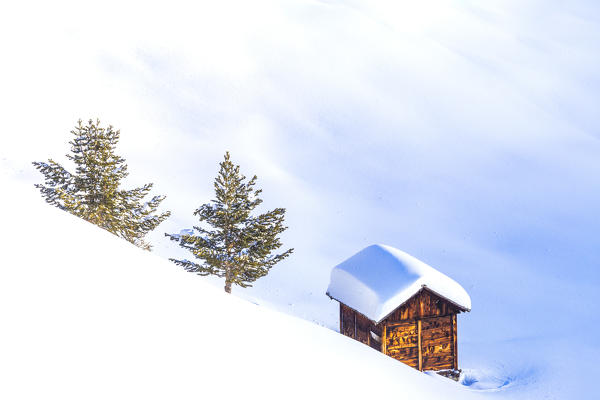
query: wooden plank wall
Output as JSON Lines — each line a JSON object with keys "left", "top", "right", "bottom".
{"left": 380, "top": 289, "right": 460, "bottom": 325}
{"left": 341, "top": 304, "right": 355, "bottom": 338}
{"left": 355, "top": 312, "right": 371, "bottom": 345}
{"left": 384, "top": 321, "right": 419, "bottom": 369}
{"left": 340, "top": 304, "right": 373, "bottom": 346}
{"left": 339, "top": 289, "right": 461, "bottom": 372}
{"left": 383, "top": 316, "right": 455, "bottom": 371}
{"left": 420, "top": 316, "right": 454, "bottom": 370}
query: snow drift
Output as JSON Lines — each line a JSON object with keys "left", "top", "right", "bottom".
{"left": 0, "top": 176, "right": 481, "bottom": 399}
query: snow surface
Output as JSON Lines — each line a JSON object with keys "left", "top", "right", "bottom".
{"left": 0, "top": 174, "right": 483, "bottom": 400}
{"left": 326, "top": 244, "right": 471, "bottom": 322}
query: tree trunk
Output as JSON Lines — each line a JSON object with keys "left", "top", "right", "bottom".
{"left": 224, "top": 265, "right": 232, "bottom": 293}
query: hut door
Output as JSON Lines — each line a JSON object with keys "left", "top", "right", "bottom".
{"left": 382, "top": 322, "right": 419, "bottom": 370}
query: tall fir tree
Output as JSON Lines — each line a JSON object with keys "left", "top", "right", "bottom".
{"left": 33, "top": 119, "right": 171, "bottom": 250}
{"left": 166, "top": 152, "right": 293, "bottom": 293}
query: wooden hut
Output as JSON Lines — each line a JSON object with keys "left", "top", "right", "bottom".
{"left": 326, "top": 244, "right": 471, "bottom": 372}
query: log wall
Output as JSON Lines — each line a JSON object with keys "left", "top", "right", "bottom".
{"left": 340, "top": 304, "right": 374, "bottom": 346}
{"left": 420, "top": 315, "right": 454, "bottom": 370}
{"left": 384, "top": 321, "right": 419, "bottom": 369}
{"left": 382, "top": 315, "right": 455, "bottom": 371}
{"left": 338, "top": 288, "right": 461, "bottom": 372}
{"left": 380, "top": 289, "right": 460, "bottom": 325}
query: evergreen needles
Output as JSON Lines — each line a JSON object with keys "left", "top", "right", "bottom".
{"left": 33, "top": 119, "right": 171, "bottom": 250}
{"left": 166, "top": 152, "right": 293, "bottom": 293}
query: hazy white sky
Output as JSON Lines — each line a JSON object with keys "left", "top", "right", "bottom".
{"left": 1, "top": 0, "right": 599, "bottom": 344}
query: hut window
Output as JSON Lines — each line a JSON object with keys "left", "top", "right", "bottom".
{"left": 370, "top": 331, "right": 381, "bottom": 343}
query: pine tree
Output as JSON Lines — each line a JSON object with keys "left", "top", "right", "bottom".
{"left": 33, "top": 119, "right": 171, "bottom": 250}
{"left": 166, "top": 152, "right": 293, "bottom": 293}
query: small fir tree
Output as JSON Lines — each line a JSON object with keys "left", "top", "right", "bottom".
{"left": 166, "top": 152, "right": 293, "bottom": 293}
{"left": 33, "top": 119, "right": 171, "bottom": 250}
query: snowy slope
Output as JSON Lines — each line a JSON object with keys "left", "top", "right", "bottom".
{"left": 0, "top": 175, "right": 483, "bottom": 400}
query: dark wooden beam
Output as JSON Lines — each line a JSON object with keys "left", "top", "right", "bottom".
{"left": 452, "top": 314, "right": 458, "bottom": 370}
{"left": 418, "top": 319, "right": 423, "bottom": 371}
{"left": 381, "top": 323, "right": 387, "bottom": 355}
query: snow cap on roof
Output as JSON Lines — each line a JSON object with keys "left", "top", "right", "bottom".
{"left": 326, "top": 244, "right": 471, "bottom": 323}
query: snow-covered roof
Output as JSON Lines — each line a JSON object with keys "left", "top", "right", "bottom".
{"left": 326, "top": 244, "right": 471, "bottom": 323}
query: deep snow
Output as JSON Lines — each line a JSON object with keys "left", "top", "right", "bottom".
{"left": 0, "top": 174, "right": 483, "bottom": 400}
